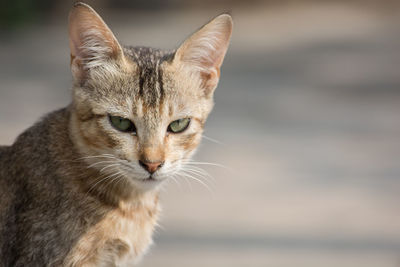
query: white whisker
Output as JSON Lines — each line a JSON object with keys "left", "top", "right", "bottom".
{"left": 178, "top": 173, "right": 193, "bottom": 192}
{"left": 75, "top": 154, "right": 119, "bottom": 161}
{"left": 202, "top": 134, "right": 224, "bottom": 145}
{"left": 179, "top": 171, "right": 213, "bottom": 193}
{"left": 86, "top": 160, "right": 117, "bottom": 169}
{"left": 169, "top": 174, "right": 182, "bottom": 190}
{"left": 86, "top": 170, "right": 122, "bottom": 196}
{"left": 183, "top": 165, "right": 213, "bottom": 178}
{"left": 183, "top": 160, "right": 233, "bottom": 174}
{"left": 183, "top": 170, "right": 214, "bottom": 186}
{"left": 99, "top": 163, "right": 121, "bottom": 173}
{"left": 184, "top": 161, "right": 229, "bottom": 169}
{"left": 107, "top": 173, "right": 125, "bottom": 192}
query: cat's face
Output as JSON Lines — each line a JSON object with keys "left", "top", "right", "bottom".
{"left": 68, "top": 3, "right": 231, "bottom": 192}
{"left": 70, "top": 51, "right": 212, "bottom": 191}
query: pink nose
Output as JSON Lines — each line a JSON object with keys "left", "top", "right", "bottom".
{"left": 139, "top": 160, "right": 164, "bottom": 174}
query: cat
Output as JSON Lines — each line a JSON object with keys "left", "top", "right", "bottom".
{"left": 0, "top": 2, "right": 232, "bottom": 267}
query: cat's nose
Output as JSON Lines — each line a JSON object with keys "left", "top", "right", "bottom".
{"left": 139, "top": 160, "right": 164, "bottom": 174}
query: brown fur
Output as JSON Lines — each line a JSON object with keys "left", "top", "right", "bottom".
{"left": 0, "top": 2, "right": 232, "bottom": 266}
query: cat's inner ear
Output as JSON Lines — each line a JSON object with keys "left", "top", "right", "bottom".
{"left": 174, "top": 14, "right": 233, "bottom": 96}
{"left": 68, "top": 3, "right": 126, "bottom": 82}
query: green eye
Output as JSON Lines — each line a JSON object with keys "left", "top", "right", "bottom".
{"left": 109, "top": 115, "right": 136, "bottom": 133}
{"left": 168, "top": 118, "right": 190, "bottom": 133}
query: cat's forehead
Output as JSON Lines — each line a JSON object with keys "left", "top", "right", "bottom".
{"left": 123, "top": 46, "right": 175, "bottom": 66}
{"left": 86, "top": 46, "right": 202, "bottom": 118}
{"left": 122, "top": 46, "right": 176, "bottom": 108}
{"left": 86, "top": 46, "right": 200, "bottom": 118}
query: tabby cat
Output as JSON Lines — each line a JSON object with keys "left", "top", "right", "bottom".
{"left": 0, "top": 2, "right": 232, "bottom": 266}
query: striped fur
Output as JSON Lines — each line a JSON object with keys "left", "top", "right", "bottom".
{"left": 0, "top": 2, "right": 232, "bottom": 266}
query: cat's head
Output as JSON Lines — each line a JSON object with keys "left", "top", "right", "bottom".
{"left": 68, "top": 3, "right": 232, "bottom": 193}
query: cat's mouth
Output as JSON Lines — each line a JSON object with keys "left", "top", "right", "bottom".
{"left": 139, "top": 174, "right": 166, "bottom": 184}
{"left": 143, "top": 176, "right": 157, "bottom": 182}
{"left": 130, "top": 175, "right": 165, "bottom": 191}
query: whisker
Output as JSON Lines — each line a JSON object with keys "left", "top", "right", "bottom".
{"left": 95, "top": 171, "right": 125, "bottom": 197}
{"left": 86, "top": 160, "right": 118, "bottom": 169}
{"left": 181, "top": 167, "right": 215, "bottom": 184}
{"left": 86, "top": 170, "right": 122, "bottom": 196}
{"left": 202, "top": 134, "right": 224, "bottom": 145}
{"left": 118, "top": 165, "right": 143, "bottom": 177}
{"left": 183, "top": 160, "right": 233, "bottom": 174}
{"left": 179, "top": 171, "right": 213, "bottom": 193}
{"left": 106, "top": 173, "right": 125, "bottom": 192}
{"left": 99, "top": 163, "right": 122, "bottom": 173}
{"left": 178, "top": 173, "right": 193, "bottom": 192}
{"left": 169, "top": 168, "right": 197, "bottom": 191}
{"left": 184, "top": 161, "right": 230, "bottom": 169}
{"left": 168, "top": 174, "right": 182, "bottom": 190}
{"left": 119, "top": 161, "right": 142, "bottom": 172}
{"left": 183, "top": 165, "right": 213, "bottom": 178}
{"left": 74, "top": 154, "right": 119, "bottom": 161}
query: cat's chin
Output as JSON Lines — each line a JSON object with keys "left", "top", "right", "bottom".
{"left": 129, "top": 176, "right": 165, "bottom": 192}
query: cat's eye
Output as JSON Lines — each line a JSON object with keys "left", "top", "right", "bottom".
{"left": 167, "top": 118, "right": 190, "bottom": 133}
{"left": 109, "top": 115, "right": 136, "bottom": 133}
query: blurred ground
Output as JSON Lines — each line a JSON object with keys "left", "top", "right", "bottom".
{"left": 1, "top": 2, "right": 400, "bottom": 267}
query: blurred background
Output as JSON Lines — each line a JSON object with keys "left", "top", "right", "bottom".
{"left": 1, "top": 0, "right": 400, "bottom": 266}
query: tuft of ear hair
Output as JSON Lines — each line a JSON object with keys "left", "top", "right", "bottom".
{"left": 174, "top": 14, "right": 233, "bottom": 97}
{"left": 68, "top": 2, "right": 125, "bottom": 83}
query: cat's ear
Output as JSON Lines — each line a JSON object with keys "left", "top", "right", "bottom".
{"left": 174, "top": 14, "right": 233, "bottom": 97}
{"left": 68, "top": 2, "right": 125, "bottom": 82}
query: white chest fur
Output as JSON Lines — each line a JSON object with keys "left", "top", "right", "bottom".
{"left": 64, "top": 194, "right": 160, "bottom": 267}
